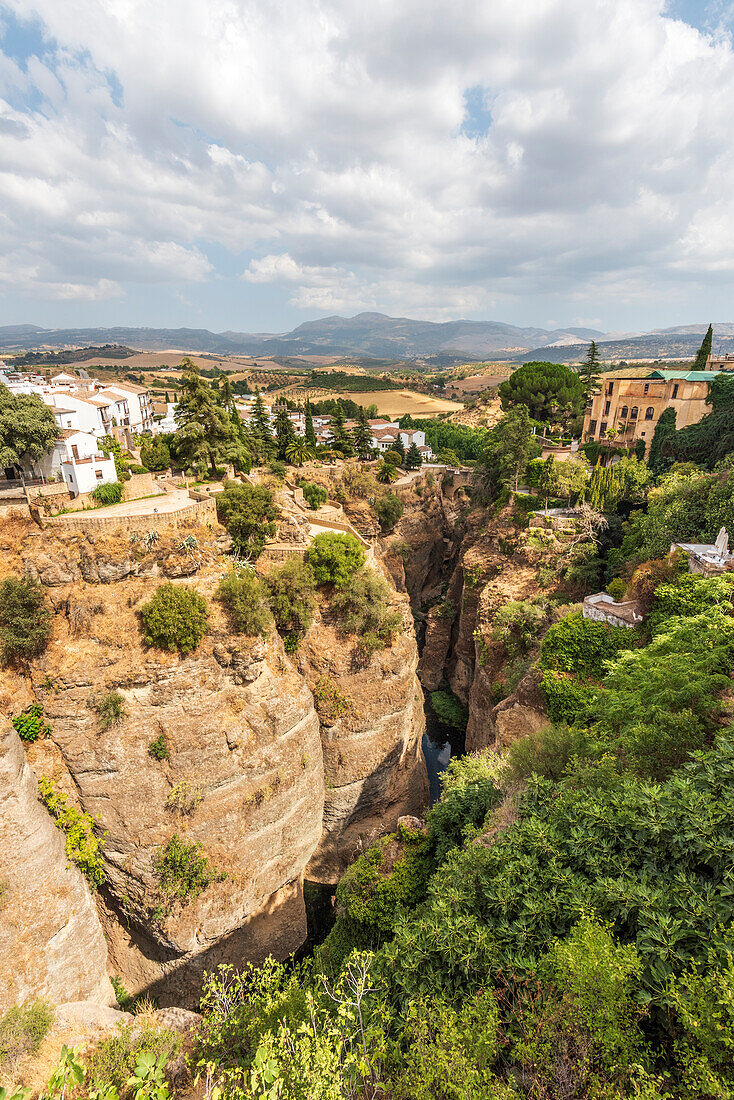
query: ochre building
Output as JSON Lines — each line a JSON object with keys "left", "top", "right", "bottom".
{"left": 583, "top": 368, "right": 724, "bottom": 451}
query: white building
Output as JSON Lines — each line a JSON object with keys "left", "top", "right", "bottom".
{"left": 104, "top": 383, "right": 154, "bottom": 433}
{"left": 24, "top": 429, "right": 118, "bottom": 498}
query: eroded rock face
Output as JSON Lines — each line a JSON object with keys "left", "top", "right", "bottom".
{"left": 0, "top": 721, "right": 113, "bottom": 1012}
{"left": 297, "top": 588, "right": 429, "bottom": 883}
{"left": 2, "top": 523, "right": 429, "bottom": 1006}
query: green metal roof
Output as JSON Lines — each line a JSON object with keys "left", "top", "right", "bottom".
{"left": 647, "top": 370, "right": 721, "bottom": 381}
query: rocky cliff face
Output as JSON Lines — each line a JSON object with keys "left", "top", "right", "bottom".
{"left": 0, "top": 720, "right": 113, "bottom": 1013}
{"left": 0, "top": 515, "right": 428, "bottom": 1006}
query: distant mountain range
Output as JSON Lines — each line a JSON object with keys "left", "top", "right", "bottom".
{"left": 0, "top": 314, "right": 730, "bottom": 363}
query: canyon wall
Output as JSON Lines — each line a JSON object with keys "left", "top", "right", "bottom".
{"left": 0, "top": 512, "right": 428, "bottom": 1006}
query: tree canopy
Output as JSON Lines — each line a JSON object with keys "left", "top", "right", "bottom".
{"left": 0, "top": 383, "right": 59, "bottom": 473}
{"left": 499, "top": 361, "right": 586, "bottom": 428}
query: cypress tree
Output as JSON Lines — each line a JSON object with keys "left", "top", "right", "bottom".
{"left": 331, "top": 406, "right": 354, "bottom": 456}
{"left": 578, "top": 341, "right": 603, "bottom": 400}
{"left": 252, "top": 391, "right": 274, "bottom": 457}
{"left": 691, "top": 324, "right": 713, "bottom": 371}
{"left": 274, "top": 404, "right": 295, "bottom": 460}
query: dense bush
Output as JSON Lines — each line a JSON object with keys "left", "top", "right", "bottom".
{"left": 427, "top": 752, "right": 503, "bottom": 866}
{"left": 139, "top": 437, "right": 171, "bottom": 471}
{"left": 265, "top": 559, "right": 317, "bottom": 640}
{"left": 375, "top": 492, "right": 404, "bottom": 531}
{"left": 492, "top": 598, "right": 549, "bottom": 658}
{"left": 505, "top": 722, "right": 591, "bottom": 782}
{"left": 91, "top": 481, "right": 123, "bottom": 506}
{"left": 148, "top": 732, "right": 169, "bottom": 760}
{"left": 215, "top": 482, "right": 277, "bottom": 558}
{"left": 11, "top": 702, "right": 51, "bottom": 743}
{"left": 0, "top": 575, "right": 52, "bottom": 664}
{"left": 299, "top": 480, "right": 328, "bottom": 510}
{"left": 153, "top": 833, "right": 224, "bottom": 904}
{"left": 382, "top": 735, "right": 734, "bottom": 1006}
{"left": 539, "top": 611, "right": 637, "bottom": 681}
{"left": 304, "top": 532, "right": 366, "bottom": 588}
{"left": 38, "top": 776, "right": 106, "bottom": 887}
{"left": 216, "top": 569, "right": 272, "bottom": 635}
{"left": 140, "top": 583, "right": 209, "bottom": 654}
{"left": 330, "top": 570, "right": 402, "bottom": 649}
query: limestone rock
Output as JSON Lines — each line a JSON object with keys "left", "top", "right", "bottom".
{"left": 0, "top": 721, "right": 114, "bottom": 1012}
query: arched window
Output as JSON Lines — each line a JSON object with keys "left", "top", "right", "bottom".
{"left": 645, "top": 406, "right": 655, "bottom": 420}
{"left": 620, "top": 405, "right": 628, "bottom": 419}
{"left": 630, "top": 407, "right": 638, "bottom": 419}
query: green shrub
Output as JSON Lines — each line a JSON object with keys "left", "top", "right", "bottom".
{"left": 650, "top": 572, "right": 734, "bottom": 624}
{"left": 669, "top": 954, "right": 734, "bottom": 1098}
{"left": 266, "top": 559, "right": 317, "bottom": 638}
{"left": 375, "top": 492, "right": 404, "bottom": 531}
{"left": 91, "top": 481, "right": 123, "bottom": 506}
{"left": 11, "top": 703, "right": 51, "bottom": 743}
{"left": 428, "top": 751, "right": 503, "bottom": 865}
{"left": 130, "top": 464, "right": 148, "bottom": 474}
{"left": 505, "top": 722, "right": 591, "bottom": 782}
{"left": 38, "top": 776, "right": 106, "bottom": 887}
{"left": 330, "top": 570, "right": 402, "bottom": 647}
{"left": 430, "top": 689, "right": 468, "bottom": 730}
{"left": 492, "top": 598, "right": 549, "bottom": 658}
{"left": 140, "top": 437, "right": 171, "bottom": 471}
{"left": 153, "top": 833, "right": 224, "bottom": 903}
{"left": 216, "top": 569, "right": 271, "bottom": 635}
{"left": 606, "top": 577, "right": 627, "bottom": 600}
{"left": 304, "top": 532, "right": 366, "bottom": 587}
{"left": 540, "top": 669, "right": 596, "bottom": 724}
{"left": 92, "top": 690, "right": 125, "bottom": 732}
{"left": 0, "top": 575, "right": 52, "bottom": 664}
{"left": 215, "top": 483, "right": 277, "bottom": 558}
{"left": 148, "top": 732, "right": 169, "bottom": 760}
{"left": 84, "top": 1022, "right": 180, "bottom": 1096}
{"left": 318, "top": 826, "right": 433, "bottom": 973}
{"left": 299, "top": 481, "right": 328, "bottom": 510}
{"left": 140, "top": 583, "right": 209, "bottom": 654}
{"left": 390, "top": 993, "right": 506, "bottom": 1100}
{"left": 0, "top": 1000, "right": 53, "bottom": 1071}
{"left": 539, "top": 611, "right": 637, "bottom": 681}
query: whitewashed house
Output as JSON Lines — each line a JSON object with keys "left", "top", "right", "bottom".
{"left": 23, "top": 429, "right": 118, "bottom": 497}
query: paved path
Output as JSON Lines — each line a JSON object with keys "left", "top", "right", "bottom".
{"left": 86, "top": 488, "right": 195, "bottom": 518}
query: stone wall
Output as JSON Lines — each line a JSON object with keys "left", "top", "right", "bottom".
{"left": 42, "top": 496, "right": 217, "bottom": 535}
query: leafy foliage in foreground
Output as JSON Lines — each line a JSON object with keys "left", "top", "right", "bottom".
{"left": 38, "top": 777, "right": 107, "bottom": 887}
{"left": 140, "top": 583, "right": 209, "bottom": 655}
{"left": 0, "top": 575, "right": 51, "bottom": 665}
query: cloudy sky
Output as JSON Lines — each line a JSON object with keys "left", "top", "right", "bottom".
{"left": 1, "top": 0, "right": 734, "bottom": 334}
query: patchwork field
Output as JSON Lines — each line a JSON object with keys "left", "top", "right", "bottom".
{"left": 328, "top": 388, "right": 465, "bottom": 417}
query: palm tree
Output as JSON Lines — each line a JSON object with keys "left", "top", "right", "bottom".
{"left": 285, "top": 438, "right": 312, "bottom": 467}
{"left": 376, "top": 460, "right": 398, "bottom": 483}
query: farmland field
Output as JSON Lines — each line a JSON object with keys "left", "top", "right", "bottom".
{"left": 327, "top": 388, "right": 465, "bottom": 417}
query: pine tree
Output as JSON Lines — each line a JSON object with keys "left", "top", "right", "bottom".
{"left": 394, "top": 435, "right": 406, "bottom": 462}
{"left": 352, "top": 406, "right": 373, "bottom": 460}
{"left": 275, "top": 404, "right": 295, "bottom": 460}
{"left": 578, "top": 341, "right": 603, "bottom": 400}
{"left": 691, "top": 324, "right": 713, "bottom": 371}
{"left": 174, "top": 358, "right": 234, "bottom": 476}
{"left": 304, "top": 399, "right": 317, "bottom": 448}
{"left": 405, "top": 441, "right": 422, "bottom": 470}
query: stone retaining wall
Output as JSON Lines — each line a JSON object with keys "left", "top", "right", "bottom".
{"left": 42, "top": 496, "right": 218, "bottom": 535}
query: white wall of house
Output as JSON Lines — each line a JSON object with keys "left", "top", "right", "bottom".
{"left": 45, "top": 394, "right": 107, "bottom": 436}
{"left": 61, "top": 453, "right": 118, "bottom": 497}
{"left": 105, "top": 384, "right": 154, "bottom": 432}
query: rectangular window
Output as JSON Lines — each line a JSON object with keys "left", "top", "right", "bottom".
{"left": 672, "top": 384, "right": 679, "bottom": 398}
{"left": 644, "top": 383, "right": 649, "bottom": 394}
{"left": 604, "top": 401, "right": 611, "bottom": 415}
{"left": 589, "top": 419, "right": 597, "bottom": 435}
{"left": 600, "top": 421, "right": 608, "bottom": 435}
{"left": 95, "top": 470, "right": 104, "bottom": 480}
